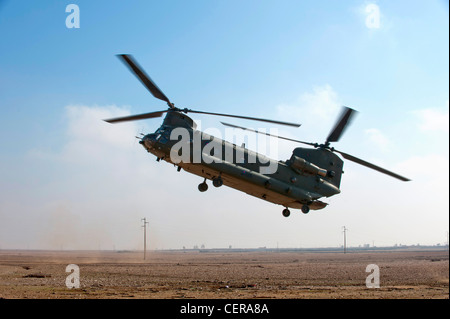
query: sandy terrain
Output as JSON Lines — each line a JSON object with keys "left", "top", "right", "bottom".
{"left": 0, "top": 249, "right": 448, "bottom": 299}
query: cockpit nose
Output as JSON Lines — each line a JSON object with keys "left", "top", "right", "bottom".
{"left": 139, "top": 133, "right": 158, "bottom": 148}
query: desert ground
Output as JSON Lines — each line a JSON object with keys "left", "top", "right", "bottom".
{"left": 0, "top": 249, "right": 448, "bottom": 299}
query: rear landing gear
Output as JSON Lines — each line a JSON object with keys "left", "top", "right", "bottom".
{"left": 198, "top": 179, "right": 208, "bottom": 192}
{"left": 282, "top": 208, "right": 290, "bottom": 217}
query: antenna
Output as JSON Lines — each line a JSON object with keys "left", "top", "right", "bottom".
{"left": 342, "top": 226, "right": 348, "bottom": 254}
{"left": 141, "top": 218, "right": 149, "bottom": 260}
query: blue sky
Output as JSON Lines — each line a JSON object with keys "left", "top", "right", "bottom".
{"left": 0, "top": 1, "right": 448, "bottom": 250}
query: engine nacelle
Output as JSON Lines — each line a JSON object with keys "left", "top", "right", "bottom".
{"left": 289, "top": 155, "right": 327, "bottom": 177}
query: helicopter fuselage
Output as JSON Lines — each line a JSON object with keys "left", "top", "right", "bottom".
{"left": 139, "top": 111, "right": 342, "bottom": 212}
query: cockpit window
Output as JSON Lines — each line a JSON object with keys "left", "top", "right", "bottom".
{"left": 159, "top": 136, "right": 168, "bottom": 144}
{"left": 155, "top": 125, "right": 170, "bottom": 135}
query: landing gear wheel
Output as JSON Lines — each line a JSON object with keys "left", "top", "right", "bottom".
{"left": 212, "top": 177, "right": 223, "bottom": 187}
{"left": 282, "top": 208, "right": 290, "bottom": 217}
{"left": 301, "top": 205, "right": 310, "bottom": 214}
{"left": 198, "top": 182, "right": 208, "bottom": 192}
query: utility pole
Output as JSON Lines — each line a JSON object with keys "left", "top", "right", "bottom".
{"left": 342, "top": 226, "right": 348, "bottom": 254}
{"left": 142, "top": 218, "right": 149, "bottom": 260}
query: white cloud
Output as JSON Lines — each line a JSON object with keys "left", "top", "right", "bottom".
{"left": 277, "top": 84, "right": 341, "bottom": 131}
{"left": 29, "top": 105, "right": 138, "bottom": 162}
{"left": 16, "top": 105, "right": 165, "bottom": 249}
{"left": 395, "top": 154, "right": 449, "bottom": 183}
{"left": 414, "top": 103, "right": 449, "bottom": 133}
{"left": 63, "top": 105, "right": 136, "bottom": 155}
{"left": 364, "top": 128, "right": 391, "bottom": 152}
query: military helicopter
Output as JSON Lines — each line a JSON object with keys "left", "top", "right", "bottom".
{"left": 105, "top": 54, "right": 410, "bottom": 217}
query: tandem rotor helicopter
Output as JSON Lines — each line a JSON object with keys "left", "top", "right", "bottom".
{"left": 105, "top": 54, "right": 410, "bottom": 217}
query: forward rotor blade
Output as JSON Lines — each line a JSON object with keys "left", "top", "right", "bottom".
{"left": 326, "top": 106, "right": 357, "bottom": 144}
{"left": 117, "top": 54, "right": 173, "bottom": 107}
{"left": 104, "top": 110, "right": 167, "bottom": 123}
{"left": 186, "top": 109, "right": 301, "bottom": 127}
{"left": 221, "top": 122, "right": 314, "bottom": 146}
{"left": 335, "top": 149, "right": 411, "bottom": 182}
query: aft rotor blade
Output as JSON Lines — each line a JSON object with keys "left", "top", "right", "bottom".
{"left": 335, "top": 150, "right": 411, "bottom": 182}
{"left": 326, "top": 107, "right": 357, "bottom": 144}
{"left": 117, "top": 54, "right": 173, "bottom": 107}
{"left": 104, "top": 110, "right": 167, "bottom": 123}
{"left": 221, "top": 122, "right": 314, "bottom": 146}
{"left": 186, "top": 109, "right": 301, "bottom": 127}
